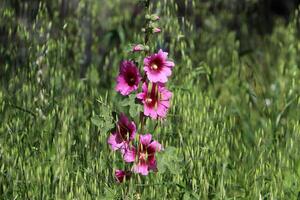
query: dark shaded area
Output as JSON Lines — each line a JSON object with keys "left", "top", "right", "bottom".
{"left": 176, "top": 0, "right": 300, "bottom": 34}
{"left": 0, "top": 0, "right": 299, "bottom": 78}
{"left": 248, "top": 0, "right": 300, "bottom": 34}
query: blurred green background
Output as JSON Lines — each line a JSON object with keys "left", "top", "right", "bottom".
{"left": 0, "top": 0, "right": 300, "bottom": 199}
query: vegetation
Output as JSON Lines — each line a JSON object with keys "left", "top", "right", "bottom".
{"left": 0, "top": 0, "right": 300, "bottom": 199}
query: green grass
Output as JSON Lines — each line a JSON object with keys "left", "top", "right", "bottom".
{"left": 1, "top": 0, "right": 300, "bottom": 199}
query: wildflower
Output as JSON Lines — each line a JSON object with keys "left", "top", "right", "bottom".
{"left": 144, "top": 49, "right": 175, "bottom": 83}
{"left": 115, "top": 169, "right": 132, "bottom": 183}
{"left": 123, "top": 134, "right": 162, "bottom": 175}
{"left": 108, "top": 113, "right": 136, "bottom": 152}
{"left": 137, "top": 82, "right": 172, "bottom": 119}
{"left": 116, "top": 60, "right": 141, "bottom": 96}
{"left": 128, "top": 134, "right": 162, "bottom": 176}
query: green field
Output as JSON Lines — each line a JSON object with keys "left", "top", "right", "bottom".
{"left": 1, "top": 0, "right": 300, "bottom": 199}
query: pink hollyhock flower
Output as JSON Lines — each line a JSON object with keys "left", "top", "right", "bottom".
{"left": 124, "top": 134, "right": 162, "bottom": 176}
{"left": 144, "top": 49, "right": 175, "bottom": 83}
{"left": 115, "top": 169, "right": 131, "bottom": 183}
{"left": 108, "top": 113, "right": 136, "bottom": 152}
{"left": 115, "top": 60, "right": 141, "bottom": 96}
{"left": 137, "top": 82, "right": 172, "bottom": 119}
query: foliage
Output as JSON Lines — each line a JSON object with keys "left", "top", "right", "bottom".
{"left": 0, "top": 0, "right": 300, "bottom": 199}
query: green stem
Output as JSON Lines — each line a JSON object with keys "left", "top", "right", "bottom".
{"left": 140, "top": 112, "right": 145, "bottom": 135}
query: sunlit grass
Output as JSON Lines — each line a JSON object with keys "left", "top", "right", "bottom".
{"left": 0, "top": 1, "right": 300, "bottom": 199}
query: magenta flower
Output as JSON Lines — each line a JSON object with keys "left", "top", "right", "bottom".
{"left": 124, "top": 134, "right": 162, "bottom": 176}
{"left": 108, "top": 113, "right": 136, "bottom": 152}
{"left": 137, "top": 82, "right": 172, "bottom": 119}
{"left": 115, "top": 169, "right": 132, "bottom": 183}
{"left": 144, "top": 49, "right": 175, "bottom": 83}
{"left": 115, "top": 60, "right": 141, "bottom": 95}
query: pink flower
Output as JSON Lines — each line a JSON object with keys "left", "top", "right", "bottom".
{"left": 124, "top": 134, "right": 162, "bottom": 176}
{"left": 115, "top": 169, "right": 132, "bottom": 183}
{"left": 108, "top": 113, "right": 136, "bottom": 152}
{"left": 137, "top": 82, "right": 172, "bottom": 119}
{"left": 144, "top": 49, "right": 175, "bottom": 83}
{"left": 115, "top": 60, "right": 141, "bottom": 96}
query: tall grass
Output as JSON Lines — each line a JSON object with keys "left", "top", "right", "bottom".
{"left": 0, "top": 1, "right": 299, "bottom": 199}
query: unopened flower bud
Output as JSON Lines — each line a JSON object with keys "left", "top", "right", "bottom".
{"left": 153, "top": 27, "right": 161, "bottom": 33}
{"left": 115, "top": 170, "right": 132, "bottom": 183}
{"left": 151, "top": 15, "right": 160, "bottom": 21}
{"left": 132, "top": 44, "right": 144, "bottom": 52}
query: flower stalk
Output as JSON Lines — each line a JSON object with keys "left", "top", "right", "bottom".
{"left": 107, "top": 0, "right": 175, "bottom": 184}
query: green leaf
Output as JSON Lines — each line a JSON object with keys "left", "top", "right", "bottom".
{"left": 157, "top": 146, "right": 182, "bottom": 175}
{"left": 120, "top": 98, "right": 131, "bottom": 107}
{"left": 91, "top": 105, "right": 114, "bottom": 134}
{"left": 129, "top": 103, "right": 142, "bottom": 118}
{"left": 91, "top": 115, "right": 103, "bottom": 127}
{"left": 102, "top": 120, "right": 115, "bottom": 134}
{"left": 119, "top": 94, "right": 142, "bottom": 118}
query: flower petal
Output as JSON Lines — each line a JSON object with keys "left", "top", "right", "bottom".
{"left": 115, "top": 169, "right": 126, "bottom": 182}
{"left": 147, "top": 141, "right": 162, "bottom": 153}
{"left": 108, "top": 133, "right": 123, "bottom": 151}
{"left": 160, "top": 65, "right": 172, "bottom": 77}
{"left": 133, "top": 161, "right": 149, "bottom": 176}
{"left": 160, "top": 88, "right": 172, "bottom": 100}
{"left": 140, "top": 134, "right": 152, "bottom": 146}
{"left": 146, "top": 70, "right": 167, "bottom": 83}
{"left": 136, "top": 92, "right": 145, "bottom": 100}
{"left": 147, "top": 155, "right": 158, "bottom": 171}
{"left": 165, "top": 61, "right": 175, "bottom": 68}
{"left": 158, "top": 49, "right": 168, "bottom": 59}
{"left": 156, "top": 103, "right": 168, "bottom": 118}
{"left": 123, "top": 146, "right": 136, "bottom": 163}
{"left": 144, "top": 104, "right": 157, "bottom": 119}
{"left": 115, "top": 169, "right": 131, "bottom": 183}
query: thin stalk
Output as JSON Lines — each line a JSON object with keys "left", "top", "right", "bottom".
{"left": 140, "top": 111, "right": 145, "bottom": 135}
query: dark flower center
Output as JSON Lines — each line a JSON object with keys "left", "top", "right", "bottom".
{"left": 145, "top": 84, "right": 160, "bottom": 107}
{"left": 145, "top": 98, "right": 152, "bottom": 104}
{"left": 115, "top": 123, "right": 131, "bottom": 143}
{"left": 138, "top": 143, "right": 155, "bottom": 163}
{"left": 146, "top": 97, "right": 157, "bottom": 107}
{"left": 125, "top": 73, "right": 136, "bottom": 86}
{"left": 139, "top": 152, "right": 148, "bottom": 160}
{"left": 150, "top": 58, "right": 163, "bottom": 71}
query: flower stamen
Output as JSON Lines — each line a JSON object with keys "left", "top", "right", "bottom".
{"left": 151, "top": 63, "right": 158, "bottom": 70}
{"left": 139, "top": 152, "right": 147, "bottom": 160}
{"left": 145, "top": 98, "right": 152, "bottom": 104}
